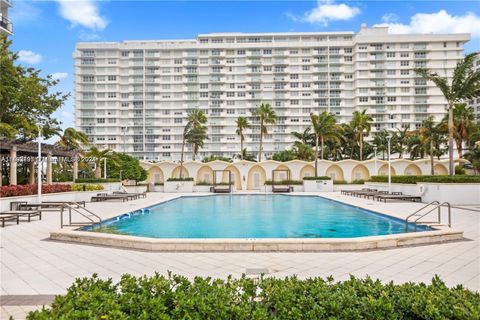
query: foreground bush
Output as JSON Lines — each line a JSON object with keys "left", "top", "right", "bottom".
{"left": 369, "top": 175, "right": 480, "bottom": 184}
{"left": 0, "top": 184, "right": 71, "bottom": 197}
{"left": 28, "top": 274, "right": 479, "bottom": 319}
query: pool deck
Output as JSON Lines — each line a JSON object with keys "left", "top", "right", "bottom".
{"left": 1, "top": 192, "right": 479, "bottom": 318}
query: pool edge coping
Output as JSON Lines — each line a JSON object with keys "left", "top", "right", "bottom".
{"left": 49, "top": 193, "right": 464, "bottom": 252}
{"left": 50, "top": 227, "right": 464, "bottom": 251}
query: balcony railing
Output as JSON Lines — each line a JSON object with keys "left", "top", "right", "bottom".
{"left": 0, "top": 16, "right": 13, "bottom": 34}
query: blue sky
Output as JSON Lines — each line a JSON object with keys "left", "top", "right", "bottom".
{"left": 9, "top": 0, "right": 480, "bottom": 132}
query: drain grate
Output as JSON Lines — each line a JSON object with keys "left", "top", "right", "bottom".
{"left": 245, "top": 268, "right": 269, "bottom": 275}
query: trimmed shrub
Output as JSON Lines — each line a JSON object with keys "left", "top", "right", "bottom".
{"left": 264, "top": 179, "right": 303, "bottom": 185}
{"left": 0, "top": 184, "right": 71, "bottom": 197}
{"left": 303, "top": 176, "right": 331, "bottom": 180}
{"left": 71, "top": 184, "right": 104, "bottom": 192}
{"left": 455, "top": 165, "right": 466, "bottom": 175}
{"left": 333, "top": 179, "right": 348, "bottom": 184}
{"left": 166, "top": 177, "right": 194, "bottom": 182}
{"left": 369, "top": 175, "right": 480, "bottom": 184}
{"left": 351, "top": 179, "right": 366, "bottom": 184}
{"left": 75, "top": 178, "right": 121, "bottom": 183}
{"left": 27, "top": 274, "right": 480, "bottom": 319}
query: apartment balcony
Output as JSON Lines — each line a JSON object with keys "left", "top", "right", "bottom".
{"left": 0, "top": 15, "right": 12, "bottom": 35}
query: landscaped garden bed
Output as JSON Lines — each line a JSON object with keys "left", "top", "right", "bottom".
{"left": 27, "top": 274, "right": 480, "bottom": 319}
{"left": 0, "top": 184, "right": 71, "bottom": 197}
{"left": 369, "top": 175, "right": 480, "bottom": 184}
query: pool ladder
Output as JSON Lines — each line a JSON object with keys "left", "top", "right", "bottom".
{"left": 405, "top": 201, "right": 451, "bottom": 232}
{"left": 60, "top": 204, "right": 102, "bottom": 228}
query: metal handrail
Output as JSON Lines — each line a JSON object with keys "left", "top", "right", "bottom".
{"left": 405, "top": 201, "right": 451, "bottom": 232}
{"left": 61, "top": 203, "right": 102, "bottom": 228}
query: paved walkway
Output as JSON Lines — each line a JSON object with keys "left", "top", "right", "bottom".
{"left": 1, "top": 192, "right": 479, "bottom": 319}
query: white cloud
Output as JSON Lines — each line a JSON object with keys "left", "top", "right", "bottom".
{"left": 17, "top": 50, "right": 42, "bottom": 64}
{"left": 374, "top": 10, "right": 480, "bottom": 38}
{"left": 56, "top": 0, "right": 107, "bottom": 30}
{"left": 288, "top": 0, "right": 360, "bottom": 26}
{"left": 51, "top": 72, "right": 68, "bottom": 80}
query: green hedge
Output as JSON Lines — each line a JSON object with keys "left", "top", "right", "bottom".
{"left": 71, "top": 184, "right": 104, "bottom": 191}
{"left": 27, "top": 274, "right": 480, "bottom": 319}
{"left": 166, "top": 177, "right": 194, "bottom": 182}
{"left": 75, "top": 178, "right": 121, "bottom": 183}
{"left": 264, "top": 179, "right": 303, "bottom": 185}
{"left": 369, "top": 175, "right": 480, "bottom": 184}
{"left": 303, "top": 176, "right": 331, "bottom": 180}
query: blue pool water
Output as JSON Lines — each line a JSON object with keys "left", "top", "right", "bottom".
{"left": 87, "top": 195, "right": 429, "bottom": 238}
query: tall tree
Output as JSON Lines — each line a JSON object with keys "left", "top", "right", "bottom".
{"left": 371, "top": 129, "right": 389, "bottom": 160}
{"left": 187, "top": 126, "right": 208, "bottom": 161}
{"left": 415, "top": 52, "right": 480, "bottom": 175}
{"left": 0, "top": 35, "right": 68, "bottom": 140}
{"left": 418, "top": 117, "right": 446, "bottom": 175}
{"left": 392, "top": 127, "right": 409, "bottom": 159}
{"left": 235, "top": 116, "right": 250, "bottom": 160}
{"left": 291, "top": 127, "right": 314, "bottom": 146}
{"left": 293, "top": 143, "right": 315, "bottom": 161}
{"left": 310, "top": 111, "right": 338, "bottom": 175}
{"left": 351, "top": 109, "right": 373, "bottom": 161}
{"left": 252, "top": 103, "right": 276, "bottom": 162}
{"left": 446, "top": 104, "right": 476, "bottom": 159}
{"left": 178, "top": 109, "right": 208, "bottom": 176}
{"left": 178, "top": 123, "right": 191, "bottom": 178}
{"left": 56, "top": 127, "right": 90, "bottom": 151}
{"left": 85, "top": 147, "right": 112, "bottom": 179}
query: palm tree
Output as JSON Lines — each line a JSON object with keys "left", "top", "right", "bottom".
{"left": 86, "top": 147, "right": 111, "bottom": 179}
{"left": 406, "top": 134, "right": 424, "bottom": 160}
{"left": 415, "top": 52, "right": 480, "bottom": 175}
{"left": 235, "top": 116, "right": 250, "bottom": 160}
{"left": 178, "top": 123, "right": 191, "bottom": 178}
{"left": 310, "top": 111, "right": 338, "bottom": 175}
{"left": 351, "top": 109, "right": 372, "bottom": 161}
{"left": 187, "top": 126, "right": 208, "bottom": 161}
{"left": 291, "top": 127, "right": 314, "bottom": 146}
{"left": 293, "top": 143, "right": 314, "bottom": 161}
{"left": 419, "top": 117, "right": 446, "bottom": 175}
{"left": 372, "top": 129, "right": 389, "bottom": 160}
{"left": 448, "top": 104, "right": 475, "bottom": 159}
{"left": 56, "top": 127, "right": 90, "bottom": 151}
{"left": 392, "top": 127, "right": 409, "bottom": 159}
{"left": 240, "top": 148, "right": 256, "bottom": 162}
{"left": 251, "top": 103, "right": 276, "bottom": 162}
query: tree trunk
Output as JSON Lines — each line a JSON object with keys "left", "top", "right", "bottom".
{"left": 359, "top": 133, "right": 363, "bottom": 161}
{"left": 448, "top": 104, "right": 455, "bottom": 175}
{"left": 314, "top": 134, "right": 319, "bottom": 176}
{"left": 240, "top": 133, "right": 244, "bottom": 160}
{"left": 258, "top": 122, "right": 263, "bottom": 162}
{"left": 95, "top": 160, "right": 101, "bottom": 179}
{"left": 430, "top": 140, "right": 434, "bottom": 175}
{"left": 320, "top": 135, "right": 324, "bottom": 160}
{"left": 456, "top": 140, "right": 463, "bottom": 159}
{"left": 192, "top": 145, "right": 196, "bottom": 161}
{"left": 179, "top": 136, "right": 186, "bottom": 178}
{"left": 399, "top": 145, "right": 403, "bottom": 159}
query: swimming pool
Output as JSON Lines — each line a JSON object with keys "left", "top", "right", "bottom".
{"left": 86, "top": 195, "right": 429, "bottom": 239}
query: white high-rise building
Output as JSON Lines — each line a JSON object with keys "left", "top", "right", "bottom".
{"left": 74, "top": 25, "right": 470, "bottom": 161}
{"left": 0, "top": 0, "right": 12, "bottom": 36}
{"left": 468, "top": 54, "right": 480, "bottom": 123}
